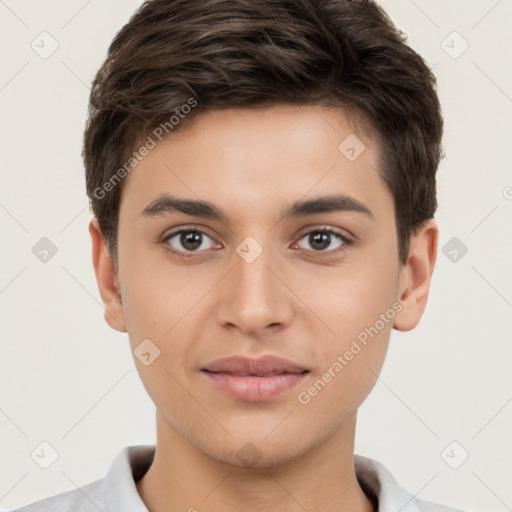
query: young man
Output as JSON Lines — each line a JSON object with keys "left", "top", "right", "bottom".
{"left": 13, "top": 0, "right": 466, "bottom": 511}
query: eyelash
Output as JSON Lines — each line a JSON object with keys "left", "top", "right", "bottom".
{"left": 161, "top": 226, "right": 353, "bottom": 259}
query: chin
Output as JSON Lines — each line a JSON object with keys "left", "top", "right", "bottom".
{"left": 200, "top": 433, "right": 314, "bottom": 470}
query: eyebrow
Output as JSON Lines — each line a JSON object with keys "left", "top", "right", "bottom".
{"left": 140, "top": 193, "right": 375, "bottom": 222}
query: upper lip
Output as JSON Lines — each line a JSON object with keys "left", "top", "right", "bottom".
{"left": 202, "top": 355, "right": 309, "bottom": 375}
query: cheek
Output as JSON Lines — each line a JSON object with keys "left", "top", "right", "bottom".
{"left": 308, "top": 260, "right": 398, "bottom": 343}
{"left": 300, "top": 254, "right": 397, "bottom": 393}
{"left": 119, "top": 249, "right": 204, "bottom": 338}
{"left": 118, "top": 259, "right": 211, "bottom": 397}
{"left": 296, "top": 290, "right": 393, "bottom": 423}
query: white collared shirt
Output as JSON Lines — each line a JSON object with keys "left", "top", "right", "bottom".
{"left": 11, "top": 445, "right": 466, "bottom": 512}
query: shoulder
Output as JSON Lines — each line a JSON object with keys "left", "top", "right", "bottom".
{"left": 8, "top": 477, "right": 106, "bottom": 512}
{"left": 354, "top": 454, "right": 468, "bottom": 512}
{"left": 411, "top": 493, "right": 468, "bottom": 512}
{"left": 9, "top": 444, "right": 153, "bottom": 512}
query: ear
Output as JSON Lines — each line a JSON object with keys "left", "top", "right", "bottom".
{"left": 393, "top": 219, "right": 438, "bottom": 332}
{"left": 89, "top": 217, "right": 127, "bottom": 333}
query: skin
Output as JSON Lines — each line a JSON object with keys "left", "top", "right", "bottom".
{"left": 90, "top": 104, "right": 438, "bottom": 512}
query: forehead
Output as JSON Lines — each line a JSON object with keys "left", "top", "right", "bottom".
{"left": 118, "top": 105, "right": 392, "bottom": 223}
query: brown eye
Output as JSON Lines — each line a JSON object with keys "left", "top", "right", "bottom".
{"left": 179, "top": 231, "right": 203, "bottom": 251}
{"left": 296, "top": 229, "right": 350, "bottom": 253}
{"left": 163, "top": 229, "right": 216, "bottom": 255}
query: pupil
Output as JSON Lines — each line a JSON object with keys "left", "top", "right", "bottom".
{"left": 310, "top": 232, "right": 330, "bottom": 250}
{"left": 181, "top": 231, "right": 202, "bottom": 250}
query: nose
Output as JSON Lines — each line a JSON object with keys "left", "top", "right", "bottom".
{"left": 215, "top": 240, "right": 294, "bottom": 337}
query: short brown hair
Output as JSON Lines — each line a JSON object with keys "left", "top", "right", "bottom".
{"left": 83, "top": 0, "right": 444, "bottom": 268}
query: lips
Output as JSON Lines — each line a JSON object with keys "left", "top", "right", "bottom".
{"left": 201, "top": 355, "right": 309, "bottom": 401}
{"left": 203, "top": 354, "right": 308, "bottom": 374}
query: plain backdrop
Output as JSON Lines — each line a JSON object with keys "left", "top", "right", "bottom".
{"left": 1, "top": 1, "right": 511, "bottom": 511}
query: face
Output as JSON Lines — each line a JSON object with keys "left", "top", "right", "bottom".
{"left": 91, "top": 104, "right": 434, "bottom": 467}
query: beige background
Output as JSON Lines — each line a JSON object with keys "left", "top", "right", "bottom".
{"left": 0, "top": 1, "right": 511, "bottom": 510}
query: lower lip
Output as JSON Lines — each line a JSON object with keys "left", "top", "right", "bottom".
{"left": 202, "top": 371, "right": 308, "bottom": 401}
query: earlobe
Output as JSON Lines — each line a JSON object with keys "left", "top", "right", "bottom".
{"left": 393, "top": 219, "right": 438, "bottom": 332}
{"left": 89, "top": 218, "right": 127, "bottom": 333}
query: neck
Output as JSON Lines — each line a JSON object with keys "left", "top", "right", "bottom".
{"left": 136, "top": 411, "right": 374, "bottom": 512}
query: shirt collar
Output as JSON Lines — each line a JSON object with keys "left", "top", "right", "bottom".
{"left": 104, "top": 445, "right": 154, "bottom": 512}
{"left": 354, "top": 454, "right": 425, "bottom": 511}
{"left": 104, "top": 445, "right": 426, "bottom": 512}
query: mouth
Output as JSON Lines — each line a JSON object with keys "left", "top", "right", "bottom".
{"left": 201, "top": 355, "right": 310, "bottom": 402}
{"left": 204, "top": 371, "right": 305, "bottom": 376}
